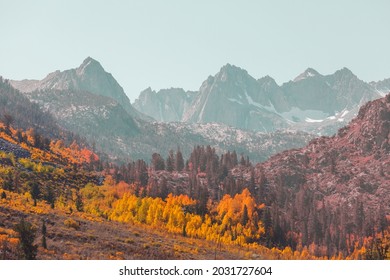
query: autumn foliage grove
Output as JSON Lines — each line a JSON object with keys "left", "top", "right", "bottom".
{"left": 0, "top": 115, "right": 389, "bottom": 260}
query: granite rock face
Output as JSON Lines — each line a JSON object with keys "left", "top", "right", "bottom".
{"left": 133, "top": 87, "right": 196, "bottom": 122}
{"left": 183, "top": 64, "right": 289, "bottom": 132}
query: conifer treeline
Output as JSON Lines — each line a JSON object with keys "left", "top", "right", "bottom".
{"left": 108, "top": 145, "right": 252, "bottom": 201}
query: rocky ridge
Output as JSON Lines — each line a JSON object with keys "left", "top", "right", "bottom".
{"left": 10, "top": 57, "right": 148, "bottom": 121}
{"left": 136, "top": 64, "right": 382, "bottom": 135}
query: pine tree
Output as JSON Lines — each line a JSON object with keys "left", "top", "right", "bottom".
{"left": 14, "top": 219, "right": 37, "bottom": 260}
{"left": 16, "top": 129, "right": 23, "bottom": 143}
{"left": 231, "top": 151, "right": 238, "bottom": 166}
{"left": 246, "top": 156, "right": 250, "bottom": 167}
{"left": 152, "top": 153, "right": 165, "bottom": 171}
{"left": 135, "top": 160, "right": 149, "bottom": 186}
{"left": 377, "top": 205, "right": 387, "bottom": 236}
{"left": 262, "top": 208, "right": 273, "bottom": 246}
{"left": 175, "top": 148, "right": 184, "bottom": 171}
{"left": 45, "top": 186, "right": 55, "bottom": 208}
{"left": 249, "top": 167, "right": 256, "bottom": 195}
{"left": 166, "top": 150, "right": 174, "bottom": 172}
{"left": 31, "top": 129, "right": 42, "bottom": 149}
{"left": 240, "top": 155, "right": 246, "bottom": 166}
{"left": 2, "top": 113, "right": 13, "bottom": 134}
{"left": 241, "top": 205, "right": 249, "bottom": 226}
{"left": 29, "top": 182, "right": 40, "bottom": 206}
{"left": 75, "top": 192, "right": 83, "bottom": 212}
{"left": 354, "top": 199, "right": 364, "bottom": 236}
{"left": 159, "top": 177, "right": 168, "bottom": 199}
{"left": 2, "top": 173, "right": 13, "bottom": 191}
{"left": 41, "top": 220, "right": 47, "bottom": 249}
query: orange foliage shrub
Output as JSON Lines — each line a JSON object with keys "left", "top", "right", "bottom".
{"left": 50, "top": 140, "right": 98, "bottom": 165}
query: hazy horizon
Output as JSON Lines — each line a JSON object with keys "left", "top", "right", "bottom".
{"left": 1, "top": 0, "right": 389, "bottom": 101}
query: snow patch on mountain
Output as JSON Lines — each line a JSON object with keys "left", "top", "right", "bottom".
{"left": 244, "top": 90, "right": 277, "bottom": 113}
{"left": 227, "top": 97, "right": 243, "bottom": 105}
{"left": 281, "top": 107, "right": 329, "bottom": 122}
{"left": 341, "top": 110, "right": 349, "bottom": 118}
{"left": 293, "top": 68, "right": 320, "bottom": 82}
{"left": 305, "top": 118, "right": 324, "bottom": 123}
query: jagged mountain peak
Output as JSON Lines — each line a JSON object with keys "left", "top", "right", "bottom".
{"left": 333, "top": 67, "right": 356, "bottom": 79}
{"left": 42, "top": 57, "right": 130, "bottom": 105}
{"left": 258, "top": 75, "right": 276, "bottom": 83}
{"left": 257, "top": 75, "right": 281, "bottom": 94}
{"left": 11, "top": 57, "right": 117, "bottom": 96}
{"left": 220, "top": 63, "right": 245, "bottom": 71}
{"left": 198, "top": 64, "right": 253, "bottom": 89}
{"left": 293, "top": 67, "right": 320, "bottom": 82}
{"left": 82, "top": 56, "right": 98, "bottom": 64}
{"left": 182, "top": 63, "right": 289, "bottom": 131}
{"left": 217, "top": 63, "right": 249, "bottom": 81}
{"left": 305, "top": 67, "right": 319, "bottom": 74}
{"left": 76, "top": 56, "right": 104, "bottom": 75}
{"left": 140, "top": 87, "right": 154, "bottom": 95}
{"left": 9, "top": 57, "right": 151, "bottom": 121}
{"left": 258, "top": 75, "right": 278, "bottom": 87}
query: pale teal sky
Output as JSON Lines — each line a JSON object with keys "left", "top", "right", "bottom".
{"left": 1, "top": 0, "right": 389, "bottom": 101}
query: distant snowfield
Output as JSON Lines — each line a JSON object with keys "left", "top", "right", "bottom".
{"left": 278, "top": 106, "right": 353, "bottom": 124}
{"left": 280, "top": 107, "right": 329, "bottom": 122}
{"left": 305, "top": 118, "right": 324, "bottom": 123}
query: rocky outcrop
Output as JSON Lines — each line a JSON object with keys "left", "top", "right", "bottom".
{"left": 133, "top": 87, "right": 196, "bottom": 122}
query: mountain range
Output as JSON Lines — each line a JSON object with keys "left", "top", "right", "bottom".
{"left": 134, "top": 64, "right": 385, "bottom": 135}
{"left": 6, "top": 58, "right": 310, "bottom": 162}
{"left": 8, "top": 57, "right": 388, "bottom": 162}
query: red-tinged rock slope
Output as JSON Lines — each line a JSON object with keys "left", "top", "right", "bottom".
{"left": 247, "top": 94, "right": 389, "bottom": 252}
{"left": 258, "top": 93, "right": 390, "bottom": 211}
